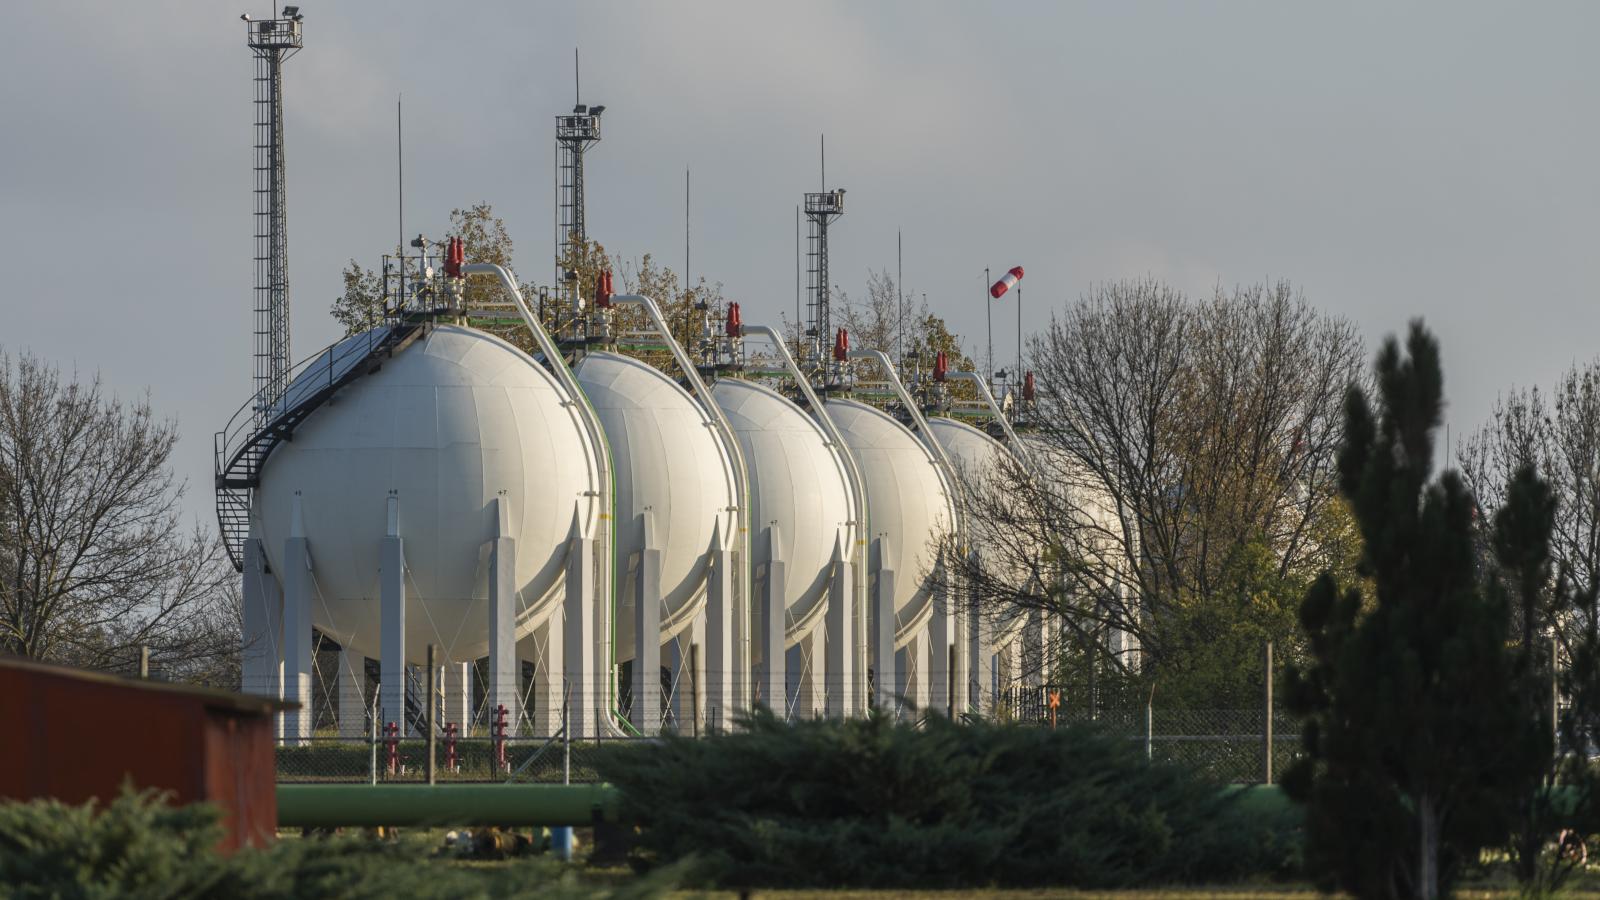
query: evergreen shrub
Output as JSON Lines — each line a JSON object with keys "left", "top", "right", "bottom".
{"left": 593, "top": 709, "right": 1302, "bottom": 889}
{"left": 0, "top": 787, "right": 672, "bottom": 900}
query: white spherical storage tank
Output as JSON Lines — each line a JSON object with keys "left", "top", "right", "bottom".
{"left": 253, "top": 324, "right": 604, "bottom": 663}
{"left": 573, "top": 351, "right": 739, "bottom": 656}
{"left": 928, "top": 416, "right": 1030, "bottom": 642}
{"left": 822, "top": 398, "right": 957, "bottom": 646}
{"left": 712, "top": 378, "right": 857, "bottom": 641}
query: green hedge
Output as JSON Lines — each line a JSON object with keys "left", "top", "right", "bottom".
{"left": 593, "top": 709, "right": 1304, "bottom": 890}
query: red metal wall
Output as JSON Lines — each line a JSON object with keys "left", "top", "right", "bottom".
{"left": 0, "top": 657, "right": 286, "bottom": 851}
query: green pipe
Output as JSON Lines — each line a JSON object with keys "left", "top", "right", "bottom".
{"left": 277, "top": 784, "right": 620, "bottom": 829}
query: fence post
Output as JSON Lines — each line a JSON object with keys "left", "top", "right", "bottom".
{"left": 138, "top": 645, "right": 150, "bottom": 679}
{"left": 690, "top": 643, "right": 701, "bottom": 738}
{"left": 1263, "top": 640, "right": 1274, "bottom": 785}
{"left": 1145, "top": 696, "right": 1153, "bottom": 762}
{"left": 1553, "top": 633, "right": 1561, "bottom": 751}
{"left": 562, "top": 694, "right": 571, "bottom": 786}
{"left": 425, "top": 644, "right": 437, "bottom": 785}
{"left": 368, "top": 691, "right": 378, "bottom": 785}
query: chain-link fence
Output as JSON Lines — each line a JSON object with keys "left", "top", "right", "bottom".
{"left": 275, "top": 706, "right": 1298, "bottom": 785}
{"left": 998, "top": 691, "right": 1301, "bottom": 784}
{"left": 275, "top": 734, "right": 652, "bottom": 784}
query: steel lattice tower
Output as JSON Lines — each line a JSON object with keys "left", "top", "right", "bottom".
{"left": 556, "top": 104, "right": 602, "bottom": 311}
{"left": 804, "top": 188, "right": 845, "bottom": 363}
{"left": 247, "top": 11, "right": 302, "bottom": 425}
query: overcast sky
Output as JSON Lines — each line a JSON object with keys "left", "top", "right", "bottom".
{"left": 2, "top": 1, "right": 1597, "bottom": 526}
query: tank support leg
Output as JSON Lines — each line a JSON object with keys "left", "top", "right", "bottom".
{"left": 869, "top": 537, "right": 898, "bottom": 715}
{"left": 825, "top": 534, "right": 856, "bottom": 718}
{"left": 530, "top": 617, "right": 563, "bottom": 736}
{"left": 1001, "top": 637, "right": 1024, "bottom": 696}
{"left": 928, "top": 561, "right": 953, "bottom": 718}
{"left": 241, "top": 538, "right": 283, "bottom": 732}
{"left": 380, "top": 497, "right": 406, "bottom": 734}
{"left": 907, "top": 627, "right": 931, "bottom": 715}
{"left": 337, "top": 648, "right": 366, "bottom": 738}
{"left": 282, "top": 513, "right": 313, "bottom": 742}
{"left": 1023, "top": 607, "right": 1045, "bottom": 689}
{"left": 967, "top": 550, "right": 989, "bottom": 716}
{"left": 795, "top": 624, "right": 826, "bottom": 720}
{"left": 632, "top": 513, "right": 663, "bottom": 735}
{"left": 758, "top": 524, "right": 786, "bottom": 716}
{"left": 563, "top": 507, "right": 597, "bottom": 739}
{"left": 951, "top": 566, "right": 969, "bottom": 717}
{"left": 488, "top": 497, "right": 521, "bottom": 735}
{"left": 665, "top": 615, "right": 704, "bottom": 732}
{"left": 704, "top": 525, "right": 736, "bottom": 730}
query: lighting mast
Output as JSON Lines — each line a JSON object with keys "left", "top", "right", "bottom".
{"left": 556, "top": 51, "right": 603, "bottom": 318}
{"left": 803, "top": 137, "right": 845, "bottom": 370}
{"left": 244, "top": 6, "right": 303, "bottom": 425}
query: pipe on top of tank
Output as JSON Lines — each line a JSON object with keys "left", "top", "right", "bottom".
{"left": 460, "top": 262, "right": 627, "bottom": 736}
{"left": 942, "top": 371, "right": 1037, "bottom": 479}
{"left": 846, "top": 350, "right": 961, "bottom": 500}
{"left": 609, "top": 293, "right": 754, "bottom": 709}
{"left": 740, "top": 323, "right": 871, "bottom": 689}
{"left": 608, "top": 293, "right": 751, "bottom": 559}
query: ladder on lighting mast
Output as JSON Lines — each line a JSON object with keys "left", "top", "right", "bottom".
{"left": 246, "top": 10, "right": 302, "bottom": 428}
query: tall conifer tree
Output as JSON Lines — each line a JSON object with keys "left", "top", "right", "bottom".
{"left": 1285, "top": 322, "right": 1530, "bottom": 899}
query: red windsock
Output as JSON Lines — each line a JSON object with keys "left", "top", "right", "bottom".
{"left": 933, "top": 350, "right": 948, "bottom": 382}
{"left": 594, "top": 270, "right": 614, "bottom": 308}
{"left": 833, "top": 328, "right": 850, "bottom": 362}
{"left": 725, "top": 302, "right": 742, "bottom": 337}
{"left": 1022, "top": 371, "right": 1036, "bottom": 402}
{"left": 990, "top": 266, "right": 1025, "bottom": 299}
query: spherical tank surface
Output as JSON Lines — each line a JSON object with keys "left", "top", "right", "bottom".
{"left": 712, "top": 378, "right": 856, "bottom": 642}
{"left": 822, "top": 398, "right": 957, "bottom": 646}
{"left": 928, "top": 416, "right": 1030, "bottom": 643}
{"left": 254, "top": 324, "right": 603, "bottom": 663}
{"left": 573, "top": 351, "right": 738, "bottom": 655}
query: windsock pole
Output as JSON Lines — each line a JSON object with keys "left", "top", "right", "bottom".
{"left": 988, "top": 265, "right": 1025, "bottom": 391}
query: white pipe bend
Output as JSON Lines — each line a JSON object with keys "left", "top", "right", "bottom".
{"left": 943, "top": 371, "right": 1037, "bottom": 478}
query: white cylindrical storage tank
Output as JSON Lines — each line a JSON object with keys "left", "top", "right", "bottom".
{"left": 711, "top": 378, "right": 857, "bottom": 642}
{"left": 822, "top": 398, "right": 957, "bottom": 646}
{"left": 254, "top": 324, "right": 604, "bottom": 663}
{"left": 928, "top": 416, "right": 1030, "bottom": 643}
{"left": 573, "top": 351, "right": 738, "bottom": 656}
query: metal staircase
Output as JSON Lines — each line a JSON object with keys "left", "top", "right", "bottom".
{"left": 214, "top": 322, "right": 424, "bottom": 570}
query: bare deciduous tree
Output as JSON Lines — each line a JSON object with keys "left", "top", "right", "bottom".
{"left": 1461, "top": 362, "right": 1600, "bottom": 618}
{"left": 0, "top": 351, "right": 237, "bottom": 678}
{"left": 950, "top": 279, "right": 1365, "bottom": 688}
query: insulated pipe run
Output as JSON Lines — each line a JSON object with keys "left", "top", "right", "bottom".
{"left": 742, "top": 324, "right": 872, "bottom": 703}
{"left": 610, "top": 294, "right": 752, "bottom": 558}
{"left": 461, "top": 263, "right": 624, "bottom": 737}
{"left": 943, "top": 371, "right": 1037, "bottom": 478}
{"left": 609, "top": 294, "right": 754, "bottom": 714}
{"left": 277, "top": 784, "right": 619, "bottom": 829}
{"left": 847, "top": 349, "right": 962, "bottom": 520}
{"left": 846, "top": 348, "right": 966, "bottom": 716}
